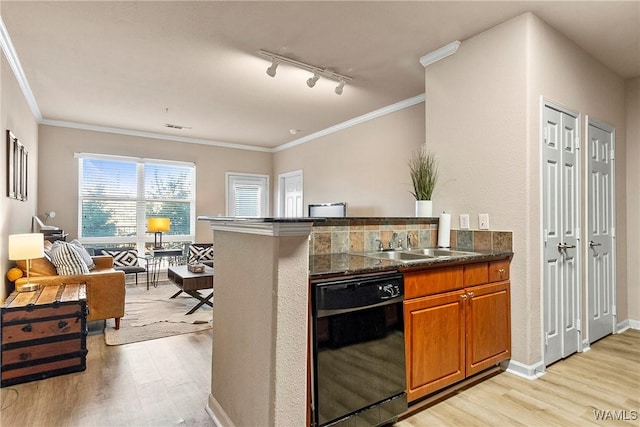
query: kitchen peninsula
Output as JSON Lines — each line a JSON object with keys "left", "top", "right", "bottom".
{"left": 198, "top": 216, "right": 513, "bottom": 426}
{"left": 198, "top": 217, "right": 315, "bottom": 427}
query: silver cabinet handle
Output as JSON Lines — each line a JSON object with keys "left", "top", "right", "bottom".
{"left": 589, "top": 241, "right": 602, "bottom": 248}
{"left": 461, "top": 294, "right": 468, "bottom": 300}
{"left": 468, "top": 292, "right": 475, "bottom": 298}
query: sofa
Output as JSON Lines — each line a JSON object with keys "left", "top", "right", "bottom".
{"left": 14, "top": 248, "right": 126, "bottom": 329}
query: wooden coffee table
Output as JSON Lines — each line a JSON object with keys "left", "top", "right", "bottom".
{"left": 167, "top": 265, "right": 214, "bottom": 315}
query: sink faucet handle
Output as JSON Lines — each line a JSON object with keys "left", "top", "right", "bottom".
{"left": 407, "top": 234, "right": 412, "bottom": 250}
{"left": 375, "top": 238, "right": 384, "bottom": 251}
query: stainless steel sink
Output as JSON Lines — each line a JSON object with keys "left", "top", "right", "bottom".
{"left": 361, "top": 251, "right": 434, "bottom": 263}
{"left": 354, "top": 247, "right": 481, "bottom": 264}
{"left": 404, "top": 248, "right": 481, "bottom": 258}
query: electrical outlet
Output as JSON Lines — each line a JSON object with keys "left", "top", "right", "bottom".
{"left": 479, "top": 214, "right": 490, "bottom": 230}
{"left": 459, "top": 214, "right": 470, "bottom": 230}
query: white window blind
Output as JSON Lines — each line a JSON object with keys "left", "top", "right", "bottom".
{"left": 77, "top": 153, "right": 195, "bottom": 248}
{"left": 227, "top": 173, "right": 269, "bottom": 217}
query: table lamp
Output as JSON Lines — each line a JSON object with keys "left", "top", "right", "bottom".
{"left": 9, "top": 233, "right": 44, "bottom": 292}
{"left": 148, "top": 217, "right": 170, "bottom": 249}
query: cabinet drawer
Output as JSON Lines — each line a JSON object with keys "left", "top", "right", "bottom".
{"left": 463, "top": 263, "right": 488, "bottom": 286}
{"left": 489, "top": 260, "right": 510, "bottom": 282}
{"left": 404, "top": 266, "right": 463, "bottom": 299}
{"left": 2, "top": 317, "right": 82, "bottom": 345}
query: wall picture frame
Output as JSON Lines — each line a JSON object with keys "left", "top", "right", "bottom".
{"left": 6, "top": 130, "right": 28, "bottom": 201}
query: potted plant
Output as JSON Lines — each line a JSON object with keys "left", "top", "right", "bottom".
{"left": 409, "top": 146, "right": 438, "bottom": 217}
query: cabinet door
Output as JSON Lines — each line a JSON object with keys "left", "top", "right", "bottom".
{"left": 404, "top": 290, "right": 465, "bottom": 402}
{"left": 465, "top": 281, "right": 511, "bottom": 376}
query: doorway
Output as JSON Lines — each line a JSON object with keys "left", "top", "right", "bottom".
{"left": 278, "top": 170, "right": 303, "bottom": 217}
{"left": 542, "top": 101, "right": 581, "bottom": 366}
{"left": 586, "top": 118, "right": 616, "bottom": 343}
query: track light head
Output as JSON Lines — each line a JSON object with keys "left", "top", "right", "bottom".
{"left": 266, "top": 59, "right": 279, "bottom": 77}
{"left": 306, "top": 72, "right": 320, "bottom": 88}
{"left": 335, "top": 79, "right": 345, "bottom": 95}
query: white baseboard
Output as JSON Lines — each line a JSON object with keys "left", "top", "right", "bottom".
{"left": 206, "top": 394, "right": 235, "bottom": 427}
{"left": 504, "top": 359, "right": 546, "bottom": 380}
{"left": 618, "top": 318, "right": 640, "bottom": 332}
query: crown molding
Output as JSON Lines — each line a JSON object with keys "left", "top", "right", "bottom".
{"left": 40, "top": 118, "right": 273, "bottom": 152}
{"left": 420, "top": 40, "right": 461, "bottom": 67}
{"left": 273, "top": 94, "right": 426, "bottom": 152}
{"left": 0, "top": 16, "right": 42, "bottom": 121}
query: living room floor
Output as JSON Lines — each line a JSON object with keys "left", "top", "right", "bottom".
{"left": 0, "top": 330, "right": 214, "bottom": 426}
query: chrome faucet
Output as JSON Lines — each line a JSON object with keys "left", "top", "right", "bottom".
{"left": 388, "top": 232, "right": 396, "bottom": 249}
{"left": 375, "top": 238, "right": 384, "bottom": 251}
{"left": 406, "top": 234, "right": 412, "bottom": 250}
{"left": 389, "top": 232, "right": 403, "bottom": 250}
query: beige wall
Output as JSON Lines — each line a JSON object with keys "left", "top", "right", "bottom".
{"left": 273, "top": 103, "right": 425, "bottom": 217}
{"left": 37, "top": 125, "right": 273, "bottom": 243}
{"left": 1, "top": 49, "right": 39, "bottom": 300}
{"left": 626, "top": 77, "right": 640, "bottom": 322}
{"left": 424, "top": 12, "right": 632, "bottom": 367}
{"left": 425, "top": 14, "right": 533, "bottom": 364}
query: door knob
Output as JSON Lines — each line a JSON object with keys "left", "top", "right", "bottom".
{"left": 589, "top": 241, "right": 602, "bottom": 248}
{"left": 557, "top": 243, "right": 576, "bottom": 250}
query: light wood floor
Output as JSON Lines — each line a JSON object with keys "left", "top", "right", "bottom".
{"left": 399, "top": 329, "right": 640, "bottom": 427}
{"left": 1, "top": 329, "right": 638, "bottom": 426}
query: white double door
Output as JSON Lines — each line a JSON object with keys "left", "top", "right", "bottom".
{"left": 542, "top": 104, "right": 581, "bottom": 366}
{"left": 542, "top": 104, "right": 616, "bottom": 366}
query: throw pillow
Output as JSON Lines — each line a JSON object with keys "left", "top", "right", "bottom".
{"left": 101, "top": 249, "right": 139, "bottom": 267}
{"left": 69, "top": 239, "right": 96, "bottom": 270}
{"left": 50, "top": 241, "right": 90, "bottom": 276}
{"left": 188, "top": 244, "right": 214, "bottom": 263}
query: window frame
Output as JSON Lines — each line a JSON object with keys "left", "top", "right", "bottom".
{"left": 226, "top": 172, "right": 270, "bottom": 217}
{"left": 75, "top": 152, "right": 196, "bottom": 251}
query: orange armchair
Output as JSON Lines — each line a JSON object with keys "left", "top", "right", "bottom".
{"left": 15, "top": 255, "right": 126, "bottom": 329}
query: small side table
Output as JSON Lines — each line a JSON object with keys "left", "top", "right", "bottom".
{"left": 146, "top": 248, "right": 184, "bottom": 289}
{"left": 167, "top": 265, "right": 214, "bottom": 315}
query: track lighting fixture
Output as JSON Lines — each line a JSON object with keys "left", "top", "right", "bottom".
{"left": 259, "top": 50, "right": 352, "bottom": 95}
{"left": 266, "top": 58, "right": 279, "bottom": 77}
{"left": 307, "top": 72, "right": 320, "bottom": 88}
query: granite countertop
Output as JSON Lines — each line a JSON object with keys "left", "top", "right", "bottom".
{"left": 309, "top": 248, "right": 513, "bottom": 279}
{"left": 197, "top": 216, "right": 318, "bottom": 223}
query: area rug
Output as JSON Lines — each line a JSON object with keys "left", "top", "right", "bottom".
{"left": 104, "top": 281, "right": 213, "bottom": 345}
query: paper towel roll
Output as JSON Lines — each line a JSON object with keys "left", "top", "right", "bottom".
{"left": 438, "top": 213, "right": 451, "bottom": 248}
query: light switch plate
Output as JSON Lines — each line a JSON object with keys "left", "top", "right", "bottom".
{"left": 479, "top": 214, "right": 490, "bottom": 230}
{"left": 459, "top": 214, "right": 470, "bottom": 229}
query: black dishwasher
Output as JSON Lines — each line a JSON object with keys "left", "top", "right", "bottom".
{"left": 311, "top": 272, "right": 407, "bottom": 427}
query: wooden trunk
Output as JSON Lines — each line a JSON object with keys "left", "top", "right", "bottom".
{"left": 1, "top": 283, "right": 88, "bottom": 387}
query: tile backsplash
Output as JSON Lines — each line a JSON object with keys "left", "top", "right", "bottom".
{"left": 309, "top": 218, "right": 512, "bottom": 255}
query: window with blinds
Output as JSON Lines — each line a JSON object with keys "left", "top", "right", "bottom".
{"left": 226, "top": 173, "right": 269, "bottom": 217}
{"left": 77, "top": 153, "right": 195, "bottom": 247}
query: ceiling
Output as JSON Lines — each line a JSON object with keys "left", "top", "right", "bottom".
{"left": 2, "top": 1, "right": 638, "bottom": 151}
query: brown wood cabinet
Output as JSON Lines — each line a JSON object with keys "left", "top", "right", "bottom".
{"left": 403, "top": 259, "right": 511, "bottom": 402}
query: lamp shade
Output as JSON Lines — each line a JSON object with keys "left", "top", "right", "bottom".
{"left": 9, "top": 233, "right": 44, "bottom": 260}
{"left": 148, "top": 217, "right": 170, "bottom": 232}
